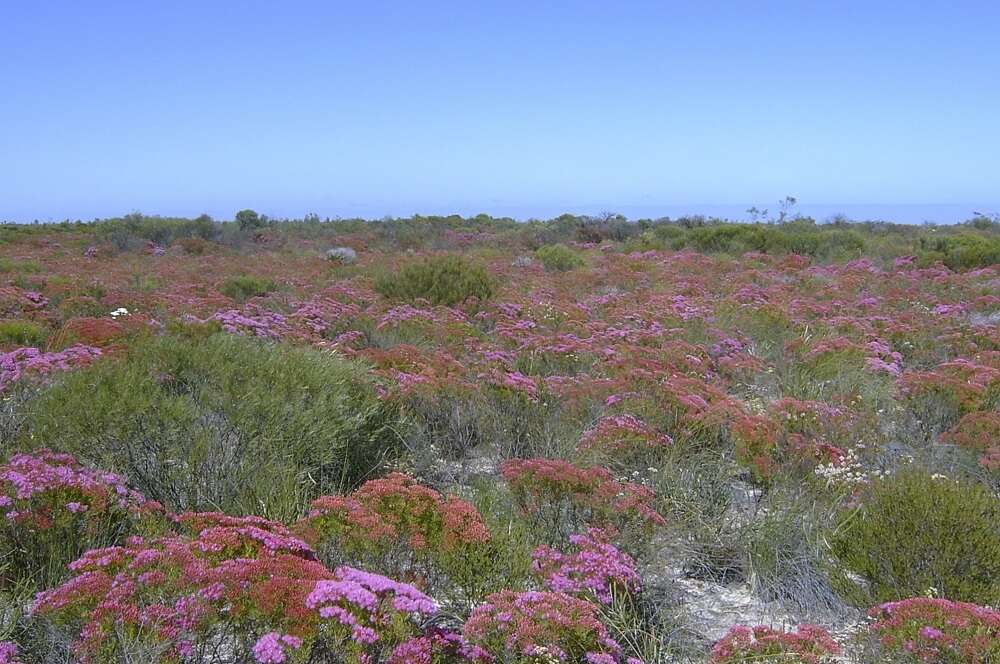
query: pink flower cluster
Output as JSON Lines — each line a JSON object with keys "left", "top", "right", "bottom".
{"left": 0, "top": 344, "right": 103, "bottom": 392}
{"left": 710, "top": 624, "right": 841, "bottom": 664}
{"left": 532, "top": 529, "right": 641, "bottom": 603}
{"left": 306, "top": 566, "right": 436, "bottom": 644}
{"left": 866, "top": 597, "right": 1000, "bottom": 663}
{"left": 0, "top": 449, "right": 154, "bottom": 526}
{"left": 463, "top": 590, "right": 638, "bottom": 663}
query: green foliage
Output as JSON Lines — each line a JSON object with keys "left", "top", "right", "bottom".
{"left": 235, "top": 209, "right": 265, "bottom": 231}
{"left": 219, "top": 274, "right": 277, "bottom": 301}
{"left": 96, "top": 212, "right": 220, "bottom": 248}
{"left": 917, "top": 233, "right": 1000, "bottom": 270}
{"left": 16, "top": 334, "right": 402, "bottom": 520}
{"left": 374, "top": 254, "right": 494, "bottom": 306}
{"left": 0, "top": 320, "right": 48, "bottom": 347}
{"left": 535, "top": 243, "right": 585, "bottom": 271}
{"left": 830, "top": 470, "right": 1000, "bottom": 605}
{"left": 0, "top": 258, "right": 42, "bottom": 274}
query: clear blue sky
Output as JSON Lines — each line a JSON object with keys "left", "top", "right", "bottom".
{"left": 2, "top": 1, "right": 999, "bottom": 222}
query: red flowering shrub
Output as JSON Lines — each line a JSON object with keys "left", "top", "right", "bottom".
{"left": 501, "top": 459, "right": 665, "bottom": 552}
{"left": 710, "top": 624, "right": 841, "bottom": 664}
{"left": 34, "top": 523, "right": 330, "bottom": 662}
{"left": 296, "top": 473, "right": 490, "bottom": 584}
{"left": 732, "top": 400, "right": 851, "bottom": 483}
{"left": 463, "top": 590, "right": 637, "bottom": 663}
{"left": 0, "top": 450, "right": 164, "bottom": 588}
{"left": 864, "top": 597, "right": 1000, "bottom": 663}
{"left": 577, "top": 414, "right": 672, "bottom": 468}
{"left": 940, "top": 411, "right": 1000, "bottom": 470}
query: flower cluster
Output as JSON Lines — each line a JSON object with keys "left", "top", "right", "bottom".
{"left": 710, "top": 624, "right": 841, "bottom": 664}
{"left": 463, "top": 590, "right": 637, "bottom": 663}
{"left": 297, "top": 473, "right": 490, "bottom": 562}
{"left": 865, "top": 597, "right": 1000, "bottom": 663}
{"left": 532, "top": 529, "right": 641, "bottom": 603}
{"left": 0, "top": 344, "right": 103, "bottom": 392}
{"left": 577, "top": 414, "right": 672, "bottom": 459}
{"left": 501, "top": 458, "right": 666, "bottom": 532}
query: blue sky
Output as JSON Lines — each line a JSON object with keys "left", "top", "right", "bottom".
{"left": 2, "top": 2, "right": 998, "bottom": 222}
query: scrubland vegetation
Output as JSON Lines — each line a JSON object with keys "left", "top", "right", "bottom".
{"left": 0, "top": 211, "right": 997, "bottom": 663}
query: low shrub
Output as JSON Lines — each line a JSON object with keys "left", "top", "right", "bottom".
{"left": 463, "top": 590, "right": 635, "bottom": 663}
{"left": 374, "top": 254, "right": 494, "bottom": 306}
{"left": 532, "top": 528, "right": 641, "bottom": 604}
{"left": 830, "top": 470, "right": 1000, "bottom": 605}
{"left": 17, "top": 334, "right": 401, "bottom": 519}
{"left": 0, "top": 320, "right": 48, "bottom": 348}
{"left": 219, "top": 275, "right": 277, "bottom": 302}
{"left": 295, "top": 472, "right": 490, "bottom": 587}
{"left": 0, "top": 450, "right": 163, "bottom": 589}
{"left": 501, "top": 458, "right": 666, "bottom": 551}
{"left": 710, "top": 624, "right": 841, "bottom": 663}
{"left": 535, "top": 243, "right": 585, "bottom": 271}
{"left": 861, "top": 597, "right": 1000, "bottom": 664}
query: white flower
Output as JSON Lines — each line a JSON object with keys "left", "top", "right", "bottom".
{"left": 110, "top": 307, "right": 130, "bottom": 318}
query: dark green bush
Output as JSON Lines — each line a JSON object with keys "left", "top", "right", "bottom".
{"left": 830, "top": 470, "right": 1000, "bottom": 605}
{"left": 374, "top": 254, "right": 494, "bottom": 306}
{"left": 535, "top": 243, "right": 585, "bottom": 271}
{"left": 16, "top": 334, "right": 402, "bottom": 520}
{"left": 219, "top": 275, "right": 277, "bottom": 301}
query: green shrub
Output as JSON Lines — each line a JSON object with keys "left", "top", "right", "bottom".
{"left": 0, "top": 320, "right": 48, "bottom": 347}
{"left": 534, "top": 243, "right": 585, "bottom": 271}
{"left": 917, "top": 233, "right": 1000, "bottom": 270}
{"left": 830, "top": 470, "right": 1000, "bottom": 605}
{"left": 219, "top": 275, "right": 277, "bottom": 301}
{"left": 374, "top": 254, "right": 494, "bottom": 306}
{"left": 0, "top": 258, "right": 42, "bottom": 274}
{"left": 16, "top": 334, "right": 402, "bottom": 520}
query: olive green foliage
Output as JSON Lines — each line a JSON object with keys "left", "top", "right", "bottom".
{"left": 219, "top": 275, "right": 277, "bottom": 301}
{"left": 535, "top": 243, "right": 585, "bottom": 271}
{"left": 0, "top": 258, "right": 42, "bottom": 274}
{"left": 830, "top": 470, "right": 1000, "bottom": 605}
{"left": 97, "top": 212, "right": 219, "bottom": 248}
{"left": 235, "top": 209, "right": 266, "bottom": 231}
{"left": 374, "top": 254, "right": 494, "bottom": 306}
{"left": 917, "top": 232, "right": 1000, "bottom": 270}
{"left": 15, "top": 334, "right": 402, "bottom": 520}
{"left": 0, "top": 320, "right": 49, "bottom": 347}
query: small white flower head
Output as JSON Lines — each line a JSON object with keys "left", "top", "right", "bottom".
{"left": 110, "top": 307, "right": 130, "bottom": 318}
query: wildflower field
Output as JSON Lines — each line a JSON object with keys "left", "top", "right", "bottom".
{"left": 0, "top": 213, "right": 997, "bottom": 663}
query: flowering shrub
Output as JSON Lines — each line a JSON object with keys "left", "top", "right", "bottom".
{"left": 940, "top": 411, "right": 1000, "bottom": 470}
{"left": 33, "top": 514, "right": 331, "bottom": 662}
{"left": 577, "top": 414, "right": 671, "bottom": 468}
{"left": 0, "top": 345, "right": 102, "bottom": 392}
{"left": 863, "top": 597, "right": 1000, "bottom": 663}
{"left": 0, "top": 450, "right": 162, "bottom": 588}
{"left": 501, "top": 459, "right": 666, "bottom": 547}
{"left": 305, "top": 566, "right": 438, "bottom": 661}
{"left": 390, "top": 628, "right": 491, "bottom": 664}
{"left": 463, "top": 590, "right": 636, "bottom": 663}
{"left": 296, "top": 473, "right": 490, "bottom": 584}
{"left": 532, "top": 529, "right": 640, "bottom": 604}
{"left": 710, "top": 624, "right": 841, "bottom": 663}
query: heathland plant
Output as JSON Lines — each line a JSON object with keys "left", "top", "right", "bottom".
{"left": 830, "top": 469, "right": 1000, "bottom": 605}
{"left": 17, "top": 334, "right": 401, "bottom": 520}
{"left": 374, "top": 254, "right": 494, "bottom": 306}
